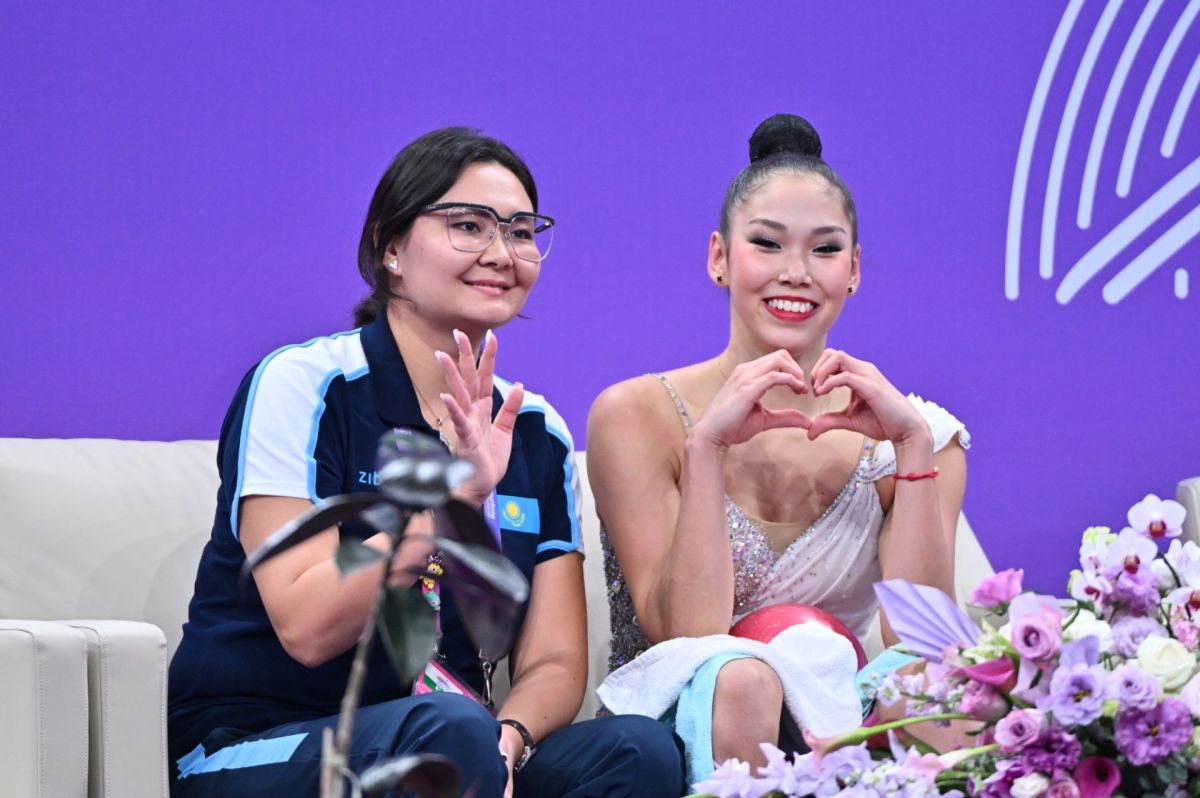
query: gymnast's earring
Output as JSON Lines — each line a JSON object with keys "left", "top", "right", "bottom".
{"left": 715, "top": 273, "right": 725, "bottom": 285}
{"left": 847, "top": 284, "right": 855, "bottom": 295}
{"left": 386, "top": 258, "right": 400, "bottom": 273}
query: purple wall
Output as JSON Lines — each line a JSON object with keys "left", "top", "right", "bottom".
{"left": 3, "top": 2, "right": 1198, "bottom": 595}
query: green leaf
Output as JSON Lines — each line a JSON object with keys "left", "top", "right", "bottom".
{"left": 376, "top": 586, "right": 438, "bottom": 685}
{"left": 897, "top": 729, "right": 938, "bottom": 756}
{"left": 334, "top": 539, "right": 387, "bottom": 577}
{"left": 359, "top": 753, "right": 459, "bottom": 797}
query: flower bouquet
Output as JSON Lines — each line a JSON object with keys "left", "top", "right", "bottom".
{"left": 689, "top": 494, "right": 1200, "bottom": 797}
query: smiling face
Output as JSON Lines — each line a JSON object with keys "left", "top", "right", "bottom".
{"left": 710, "top": 172, "right": 860, "bottom": 360}
{"left": 384, "top": 161, "right": 540, "bottom": 338}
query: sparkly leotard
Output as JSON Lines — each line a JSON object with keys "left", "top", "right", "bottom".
{"left": 600, "top": 374, "right": 970, "bottom": 673}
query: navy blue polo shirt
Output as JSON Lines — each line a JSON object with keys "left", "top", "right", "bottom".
{"left": 167, "top": 314, "right": 581, "bottom": 756}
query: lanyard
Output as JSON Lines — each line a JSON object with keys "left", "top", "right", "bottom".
{"left": 417, "top": 489, "right": 503, "bottom": 708}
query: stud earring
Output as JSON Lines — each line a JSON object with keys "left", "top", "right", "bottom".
{"left": 715, "top": 274, "right": 725, "bottom": 285}
{"left": 387, "top": 259, "right": 399, "bottom": 272}
{"left": 847, "top": 285, "right": 855, "bottom": 295}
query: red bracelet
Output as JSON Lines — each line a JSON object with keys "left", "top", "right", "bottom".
{"left": 893, "top": 467, "right": 939, "bottom": 481}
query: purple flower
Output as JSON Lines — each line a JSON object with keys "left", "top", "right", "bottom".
{"left": 1109, "top": 567, "right": 1160, "bottom": 615}
{"left": 1021, "top": 726, "right": 1082, "bottom": 773}
{"left": 980, "top": 757, "right": 1032, "bottom": 798}
{"left": 1073, "top": 756, "right": 1120, "bottom": 798}
{"left": 755, "top": 744, "right": 819, "bottom": 796}
{"left": 1110, "top": 615, "right": 1166, "bottom": 658}
{"left": 1039, "top": 663, "right": 1108, "bottom": 726}
{"left": 1108, "top": 663, "right": 1161, "bottom": 712}
{"left": 820, "top": 743, "right": 873, "bottom": 783}
{"left": 995, "top": 708, "right": 1048, "bottom": 753}
{"left": 1102, "top": 530, "right": 1162, "bottom": 615}
{"left": 972, "top": 569, "right": 1025, "bottom": 608}
{"left": 691, "top": 757, "right": 765, "bottom": 798}
{"left": 1114, "top": 696, "right": 1192, "bottom": 766}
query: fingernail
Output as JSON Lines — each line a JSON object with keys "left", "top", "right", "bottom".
{"left": 452, "top": 329, "right": 464, "bottom": 342}
{"left": 486, "top": 329, "right": 495, "bottom": 342}
{"left": 439, "top": 393, "right": 451, "bottom": 403}
{"left": 434, "top": 350, "right": 447, "bottom": 361}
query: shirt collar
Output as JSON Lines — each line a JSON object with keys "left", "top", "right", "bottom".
{"left": 360, "top": 312, "right": 430, "bottom": 431}
{"left": 360, "top": 312, "right": 507, "bottom": 430}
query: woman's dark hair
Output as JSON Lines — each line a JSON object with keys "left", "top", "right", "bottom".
{"left": 719, "top": 114, "right": 858, "bottom": 245}
{"left": 353, "top": 127, "right": 539, "bottom": 326}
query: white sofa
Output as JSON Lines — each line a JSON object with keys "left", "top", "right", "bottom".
{"left": 0, "top": 437, "right": 1018, "bottom": 798}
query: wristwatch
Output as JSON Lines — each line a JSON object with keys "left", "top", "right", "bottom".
{"left": 499, "top": 718, "right": 537, "bottom": 773}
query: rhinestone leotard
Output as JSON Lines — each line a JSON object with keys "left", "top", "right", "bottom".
{"left": 600, "top": 374, "right": 894, "bottom": 674}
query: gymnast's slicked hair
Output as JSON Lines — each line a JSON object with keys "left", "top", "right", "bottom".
{"left": 719, "top": 114, "right": 858, "bottom": 245}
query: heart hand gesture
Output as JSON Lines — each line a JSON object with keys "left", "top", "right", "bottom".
{"left": 806, "top": 349, "right": 928, "bottom": 445}
{"left": 691, "top": 350, "right": 813, "bottom": 450}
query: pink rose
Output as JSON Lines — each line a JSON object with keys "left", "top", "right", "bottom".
{"left": 1011, "top": 610, "right": 1062, "bottom": 662}
{"left": 994, "top": 708, "right": 1047, "bottom": 752}
{"left": 959, "top": 679, "right": 1008, "bottom": 722}
{"left": 971, "top": 568, "right": 1024, "bottom": 608}
{"left": 1046, "top": 778, "right": 1081, "bottom": 798}
{"left": 1174, "top": 619, "right": 1199, "bottom": 651}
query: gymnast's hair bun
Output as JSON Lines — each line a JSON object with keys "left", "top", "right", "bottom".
{"left": 748, "top": 114, "right": 822, "bottom": 163}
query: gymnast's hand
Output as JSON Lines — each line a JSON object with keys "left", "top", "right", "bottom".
{"left": 807, "top": 349, "right": 928, "bottom": 446}
{"left": 691, "top": 349, "right": 812, "bottom": 451}
{"left": 436, "top": 329, "right": 524, "bottom": 506}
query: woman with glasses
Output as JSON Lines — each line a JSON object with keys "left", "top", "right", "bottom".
{"left": 167, "top": 127, "right": 686, "bottom": 798}
{"left": 588, "top": 114, "right": 970, "bottom": 783}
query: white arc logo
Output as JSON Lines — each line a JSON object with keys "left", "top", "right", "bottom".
{"left": 1006, "top": 0, "right": 1200, "bottom": 304}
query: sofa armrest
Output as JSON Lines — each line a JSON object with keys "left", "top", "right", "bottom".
{"left": 64, "top": 620, "right": 168, "bottom": 798}
{"left": 0, "top": 620, "right": 90, "bottom": 798}
{"left": 861, "top": 512, "right": 994, "bottom": 660}
{"left": 1178, "top": 478, "right": 1200, "bottom": 545}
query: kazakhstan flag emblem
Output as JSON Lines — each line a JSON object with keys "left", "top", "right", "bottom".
{"left": 496, "top": 494, "right": 540, "bottom": 533}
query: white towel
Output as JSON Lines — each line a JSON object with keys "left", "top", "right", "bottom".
{"left": 596, "top": 622, "right": 863, "bottom": 739}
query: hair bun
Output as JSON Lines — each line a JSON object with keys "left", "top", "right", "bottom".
{"left": 748, "top": 114, "right": 822, "bottom": 163}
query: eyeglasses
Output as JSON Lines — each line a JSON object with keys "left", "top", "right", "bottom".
{"left": 421, "top": 202, "right": 555, "bottom": 263}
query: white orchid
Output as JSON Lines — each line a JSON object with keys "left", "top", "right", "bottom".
{"left": 1102, "top": 528, "right": 1159, "bottom": 579}
{"left": 1127, "top": 494, "right": 1187, "bottom": 541}
{"left": 1164, "top": 559, "right": 1200, "bottom": 611}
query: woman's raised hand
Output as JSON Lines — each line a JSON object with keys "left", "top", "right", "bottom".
{"left": 807, "top": 349, "right": 928, "bottom": 445}
{"left": 436, "top": 329, "right": 524, "bottom": 505}
{"left": 691, "top": 350, "right": 813, "bottom": 450}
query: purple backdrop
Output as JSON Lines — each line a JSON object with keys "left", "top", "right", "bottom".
{"left": 3, "top": 2, "right": 1198, "bottom": 595}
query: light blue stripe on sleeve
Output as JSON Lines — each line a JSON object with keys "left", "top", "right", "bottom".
{"left": 176, "top": 733, "right": 307, "bottom": 779}
{"left": 539, "top": 423, "right": 581, "bottom": 555}
{"left": 231, "top": 328, "right": 360, "bottom": 541}
{"left": 305, "top": 365, "right": 369, "bottom": 502}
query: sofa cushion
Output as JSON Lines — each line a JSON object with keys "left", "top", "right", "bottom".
{"left": 0, "top": 438, "right": 216, "bottom": 657}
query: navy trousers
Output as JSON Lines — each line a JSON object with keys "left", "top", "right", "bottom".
{"left": 171, "top": 693, "right": 687, "bottom": 798}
